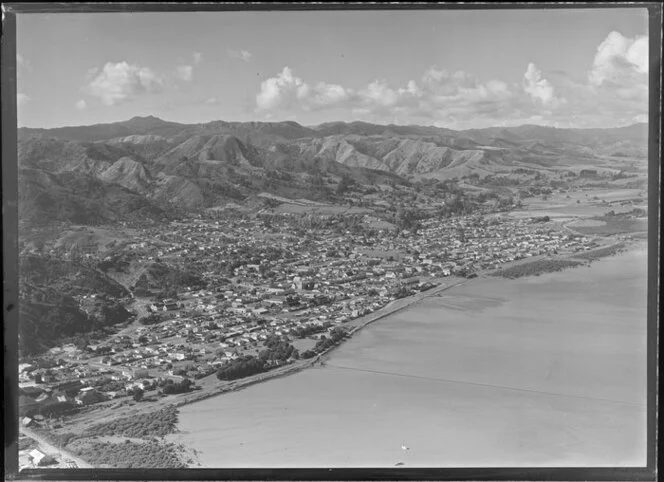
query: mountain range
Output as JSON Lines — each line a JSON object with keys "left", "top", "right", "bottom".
{"left": 17, "top": 116, "right": 648, "bottom": 225}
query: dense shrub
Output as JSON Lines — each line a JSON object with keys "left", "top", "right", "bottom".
{"left": 71, "top": 440, "right": 187, "bottom": 468}
{"left": 258, "top": 340, "right": 298, "bottom": 363}
{"left": 161, "top": 379, "right": 193, "bottom": 395}
{"left": 490, "top": 259, "right": 582, "bottom": 279}
{"left": 139, "top": 313, "right": 163, "bottom": 326}
{"left": 291, "top": 322, "right": 332, "bottom": 338}
{"left": 313, "top": 328, "right": 348, "bottom": 353}
{"left": 85, "top": 406, "right": 179, "bottom": 438}
{"left": 216, "top": 356, "right": 266, "bottom": 381}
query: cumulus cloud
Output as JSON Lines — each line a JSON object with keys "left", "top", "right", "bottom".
{"left": 86, "top": 61, "right": 164, "bottom": 106}
{"left": 256, "top": 67, "right": 312, "bottom": 111}
{"left": 254, "top": 29, "right": 647, "bottom": 128}
{"left": 75, "top": 99, "right": 87, "bottom": 110}
{"left": 256, "top": 66, "right": 520, "bottom": 126}
{"left": 585, "top": 31, "right": 649, "bottom": 110}
{"left": 227, "top": 48, "right": 252, "bottom": 62}
{"left": 17, "top": 93, "right": 31, "bottom": 107}
{"left": 523, "top": 62, "right": 564, "bottom": 107}
{"left": 177, "top": 65, "right": 194, "bottom": 82}
{"left": 204, "top": 97, "right": 221, "bottom": 105}
{"left": 193, "top": 52, "right": 203, "bottom": 65}
{"left": 590, "top": 31, "right": 648, "bottom": 86}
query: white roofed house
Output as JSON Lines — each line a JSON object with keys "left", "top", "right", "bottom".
{"left": 27, "top": 449, "right": 50, "bottom": 467}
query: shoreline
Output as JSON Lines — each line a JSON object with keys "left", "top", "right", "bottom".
{"left": 175, "top": 235, "right": 641, "bottom": 410}
{"left": 172, "top": 277, "right": 469, "bottom": 408}
{"left": 25, "top": 236, "right": 645, "bottom": 470}
{"left": 170, "top": 236, "right": 648, "bottom": 469}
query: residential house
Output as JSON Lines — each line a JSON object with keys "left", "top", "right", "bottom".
{"left": 75, "top": 388, "right": 107, "bottom": 405}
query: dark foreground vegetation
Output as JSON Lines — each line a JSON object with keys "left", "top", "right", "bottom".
{"left": 70, "top": 440, "right": 188, "bottom": 468}
{"left": 490, "top": 259, "right": 583, "bottom": 279}
{"left": 85, "top": 406, "right": 179, "bottom": 438}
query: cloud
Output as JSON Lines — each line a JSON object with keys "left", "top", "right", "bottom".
{"left": 585, "top": 31, "right": 649, "bottom": 109}
{"left": 177, "top": 65, "right": 194, "bottom": 82}
{"left": 523, "top": 62, "right": 564, "bottom": 107}
{"left": 256, "top": 66, "right": 520, "bottom": 126}
{"left": 589, "top": 31, "right": 648, "bottom": 86}
{"left": 204, "top": 97, "right": 221, "bottom": 105}
{"left": 75, "top": 99, "right": 87, "bottom": 110}
{"left": 85, "top": 61, "right": 164, "bottom": 106}
{"left": 256, "top": 67, "right": 310, "bottom": 111}
{"left": 227, "top": 48, "right": 252, "bottom": 62}
{"left": 17, "top": 93, "right": 31, "bottom": 107}
{"left": 193, "top": 52, "right": 203, "bottom": 65}
{"left": 254, "top": 29, "right": 647, "bottom": 129}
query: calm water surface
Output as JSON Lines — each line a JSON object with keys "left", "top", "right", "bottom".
{"left": 172, "top": 246, "right": 648, "bottom": 467}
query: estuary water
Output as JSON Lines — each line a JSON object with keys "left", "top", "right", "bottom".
{"left": 172, "top": 245, "right": 648, "bottom": 468}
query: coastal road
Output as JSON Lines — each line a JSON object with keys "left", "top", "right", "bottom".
{"left": 20, "top": 427, "right": 93, "bottom": 469}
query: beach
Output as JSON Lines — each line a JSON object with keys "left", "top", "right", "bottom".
{"left": 170, "top": 242, "right": 648, "bottom": 468}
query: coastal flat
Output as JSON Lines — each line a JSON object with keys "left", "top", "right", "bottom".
{"left": 170, "top": 244, "right": 647, "bottom": 468}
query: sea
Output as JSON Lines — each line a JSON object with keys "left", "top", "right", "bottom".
{"left": 170, "top": 244, "right": 648, "bottom": 468}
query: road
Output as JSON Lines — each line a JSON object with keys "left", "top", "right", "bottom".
{"left": 20, "top": 427, "right": 94, "bottom": 469}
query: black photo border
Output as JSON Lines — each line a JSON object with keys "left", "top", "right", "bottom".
{"left": 2, "top": 2, "right": 661, "bottom": 480}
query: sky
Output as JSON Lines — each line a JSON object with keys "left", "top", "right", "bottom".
{"left": 16, "top": 8, "right": 650, "bottom": 130}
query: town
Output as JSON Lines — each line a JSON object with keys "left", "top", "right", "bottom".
{"left": 18, "top": 207, "right": 600, "bottom": 440}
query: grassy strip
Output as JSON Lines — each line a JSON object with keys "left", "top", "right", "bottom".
{"left": 490, "top": 259, "right": 583, "bottom": 279}
{"left": 69, "top": 440, "right": 187, "bottom": 468}
{"left": 573, "top": 243, "right": 626, "bottom": 261}
{"left": 85, "top": 406, "right": 178, "bottom": 438}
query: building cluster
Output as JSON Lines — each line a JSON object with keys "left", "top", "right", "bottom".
{"left": 19, "top": 212, "right": 596, "bottom": 413}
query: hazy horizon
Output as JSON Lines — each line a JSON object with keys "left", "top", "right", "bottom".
{"left": 15, "top": 114, "right": 650, "bottom": 132}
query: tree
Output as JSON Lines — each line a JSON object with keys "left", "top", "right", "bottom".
{"left": 335, "top": 174, "right": 354, "bottom": 195}
{"left": 133, "top": 388, "right": 144, "bottom": 402}
{"left": 301, "top": 350, "right": 316, "bottom": 359}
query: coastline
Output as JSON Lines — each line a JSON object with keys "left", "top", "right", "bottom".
{"left": 24, "top": 236, "right": 645, "bottom": 470}
{"left": 171, "top": 237, "right": 648, "bottom": 468}
{"left": 175, "top": 235, "right": 640, "bottom": 410}
{"left": 172, "top": 276, "right": 469, "bottom": 408}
